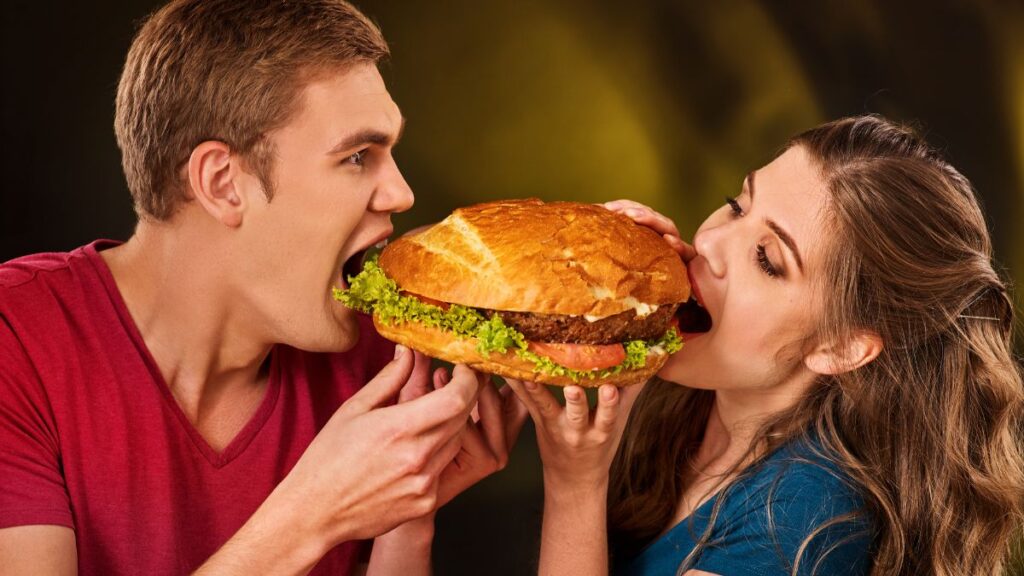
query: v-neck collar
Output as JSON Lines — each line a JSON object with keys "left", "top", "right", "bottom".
{"left": 84, "top": 240, "right": 283, "bottom": 468}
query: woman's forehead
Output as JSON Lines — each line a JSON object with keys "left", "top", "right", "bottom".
{"left": 754, "top": 146, "right": 831, "bottom": 263}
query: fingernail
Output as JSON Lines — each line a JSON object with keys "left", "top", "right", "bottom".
{"left": 602, "top": 386, "right": 616, "bottom": 401}
{"left": 524, "top": 380, "right": 537, "bottom": 391}
{"left": 566, "top": 388, "right": 581, "bottom": 401}
{"left": 626, "top": 209, "right": 641, "bottom": 218}
{"left": 394, "top": 345, "right": 406, "bottom": 359}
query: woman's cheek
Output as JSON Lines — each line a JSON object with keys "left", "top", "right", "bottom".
{"left": 656, "top": 351, "right": 690, "bottom": 384}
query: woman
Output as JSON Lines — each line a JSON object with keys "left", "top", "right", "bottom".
{"left": 507, "top": 115, "right": 1024, "bottom": 575}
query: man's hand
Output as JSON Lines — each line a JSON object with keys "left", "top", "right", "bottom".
{"left": 402, "top": 362, "right": 529, "bottom": 509}
{"left": 364, "top": 355, "right": 529, "bottom": 576}
{"left": 282, "top": 345, "right": 485, "bottom": 541}
{"left": 196, "top": 344, "right": 482, "bottom": 575}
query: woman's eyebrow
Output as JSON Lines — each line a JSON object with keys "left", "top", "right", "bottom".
{"left": 767, "top": 220, "right": 804, "bottom": 273}
{"left": 748, "top": 169, "right": 805, "bottom": 273}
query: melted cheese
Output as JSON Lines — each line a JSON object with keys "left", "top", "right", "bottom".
{"left": 584, "top": 286, "right": 659, "bottom": 321}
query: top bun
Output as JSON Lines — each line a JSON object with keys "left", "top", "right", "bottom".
{"left": 379, "top": 199, "right": 690, "bottom": 318}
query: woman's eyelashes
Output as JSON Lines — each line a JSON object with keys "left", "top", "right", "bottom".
{"left": 756, "top": 244, "right": 782, "bottom": 278}
{"left": 726, "top": 196, "right": 743, "bottom": 217}
{"left": 724, "top": 196, "right": 784, "bottom": 279}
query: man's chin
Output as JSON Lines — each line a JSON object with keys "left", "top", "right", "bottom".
{"left": 325, "top": 306, "right": 361, "bottom": 352}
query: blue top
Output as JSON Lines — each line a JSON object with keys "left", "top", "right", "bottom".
{"left": 614, "top": 438, "right": 873, "bottom": 576}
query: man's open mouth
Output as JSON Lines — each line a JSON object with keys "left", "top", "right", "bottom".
{"left": 676, "top": 296, "right": 712, "bottom": 334}
{"left": 341, "top": 239, "right": 389, "bottom": 288}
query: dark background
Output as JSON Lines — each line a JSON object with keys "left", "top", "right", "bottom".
{"left": 3, "top": 1, "right": 1023, "bottom": 573}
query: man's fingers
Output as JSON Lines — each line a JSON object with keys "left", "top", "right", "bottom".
{"left": 397, "top": 351, "right": 433, "bottom": 404}
{"left": 563, "top": 386, "right": 590, "bottom": 430}
{"left": 389, "top": 363, "right": 482, "bottom": 432}
{"left": 500, "top": 384, "right": 530, "bottom": 450}
{"left": 475, "top": 378, "right": 507, "bottom": 457}
{"left": 344, "top": 345, "right": 416, "bottom": 413}
{"left": 422, "top": 426, "right": 465, "bottom": 479}
{"left": 433, "top": 367, "right": 451, "bottom": 389}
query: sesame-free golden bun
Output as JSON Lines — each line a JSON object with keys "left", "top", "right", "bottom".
{"left": 379, "top": 199, "right": 690, "bottom": 318}
{"left": 373, "top": 199, "right": 689, "bottom": 387}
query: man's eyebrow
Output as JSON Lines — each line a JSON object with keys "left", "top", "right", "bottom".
{"left": 326, "top": 116, "right": 407, "bottom": 155}
{"left": 748, "top": 169, "right": 804, "bottom": 273}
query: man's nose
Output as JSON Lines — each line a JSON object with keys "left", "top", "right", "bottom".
{"left": 371, "top": 156, "right": 415, "bottom": 214}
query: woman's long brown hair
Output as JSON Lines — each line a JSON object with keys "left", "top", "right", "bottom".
{"left": 608, "top": 115, "right": 1024, "bottom": 575}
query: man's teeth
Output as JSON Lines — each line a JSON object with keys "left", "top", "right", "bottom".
{"left": 374, "top": 238, "right": 389, "bottom": 249}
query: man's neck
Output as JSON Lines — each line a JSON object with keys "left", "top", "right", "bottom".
{"left": 100, "top": 222, "right": 273, "bottom": 449}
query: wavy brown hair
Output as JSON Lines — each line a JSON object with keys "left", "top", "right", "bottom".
{"left": 609, "top": 115, "right": 1024, "bottom": 575}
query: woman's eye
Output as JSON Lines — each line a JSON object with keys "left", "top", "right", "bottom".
{"left": 725, "top": 196, "right": 744, "bottom": 217}
{"left": 345, "top": 149, "right": 367, "bottom": 166}
{"left": 756, "top": 244, "right": 781, "bottom": 278}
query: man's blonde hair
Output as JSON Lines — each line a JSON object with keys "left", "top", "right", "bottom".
{"left": 114, "top": 0, "right": 389, "bottom": 220}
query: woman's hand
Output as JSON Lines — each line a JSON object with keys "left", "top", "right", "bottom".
{"left": 602, "top": 200, "right": 696, "bottom": 262}
{"left": 504, "top": 381, "right": 644, "bottom": 490}
{"left": 506, "top": 381, "right": 645, "bottom": 576}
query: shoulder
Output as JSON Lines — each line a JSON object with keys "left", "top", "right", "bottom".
{"left": 695, "top": 439, "right": 874, "bottom": 576}
{"left": 0, "top": 251, "right": 75, "bottom": 289}
{"left": 0, "top": 244, "right": 100, "bottom": 315}
{"left": 747, "top": 440, "right": 864, "bottom": 510}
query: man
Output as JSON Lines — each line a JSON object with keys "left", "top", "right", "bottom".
{"left": 0, "top": 1, "right": 527, "bottom": 574}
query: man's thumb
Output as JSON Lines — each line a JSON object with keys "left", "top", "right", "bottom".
{"left": 346, "top": 344, "right": 415, "bottom": 413}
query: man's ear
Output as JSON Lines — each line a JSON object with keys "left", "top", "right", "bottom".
{"left": 187, "top": 140, "right": 245, "bottom": 228}
{"left": 803, "top": 330, "right": 883, "bottom": 376}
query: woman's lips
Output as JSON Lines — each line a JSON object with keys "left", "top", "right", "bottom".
{"left": 687, "top": 267, "right": 706, "bottom": 308}
{"left": 676, "top": 265, "right": 712, "bottom": 338}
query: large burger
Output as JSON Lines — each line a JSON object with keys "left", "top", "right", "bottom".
{"left": 335, "top": 199, "right": 691, "bottom": 387}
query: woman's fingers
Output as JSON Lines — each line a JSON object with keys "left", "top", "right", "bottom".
{"left": 504, "top": 378, "right": 543, "bottom": 422}
{"left": 563, "top": 386, "right": 589, "bottom": 430}
{"left": 593, "top": 385, "right": 621, "bottom": 433}
{"left": 602, "top": 200, "right": 681, "bottom": 239}
{"left": 505, "top": 378, "right": 560, "bottom": 425}
{"left": 663, "top": 233, "right": 698, "bottom": 262}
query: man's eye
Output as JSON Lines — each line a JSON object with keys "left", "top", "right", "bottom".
{"left": 345, "top": 150, "right": 367, "bottom": 166}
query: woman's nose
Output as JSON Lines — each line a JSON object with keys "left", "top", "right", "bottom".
{"left": 692, "top": 225, "right": 727, "bottom": 279}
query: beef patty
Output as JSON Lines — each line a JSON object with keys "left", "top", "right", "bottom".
{"left": 496, "top": 303, "right": 679, "bottom": 344}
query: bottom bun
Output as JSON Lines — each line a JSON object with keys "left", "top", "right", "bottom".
{"left": 372, "top": 314, "right": 666, "bottom": 387}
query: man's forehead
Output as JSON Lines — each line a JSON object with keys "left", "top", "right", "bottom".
{"left": 283, "top": 64, "right": 403, "bottom": 143}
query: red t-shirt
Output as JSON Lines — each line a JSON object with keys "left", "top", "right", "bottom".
{"left": 0, "top": 240, "right": 395, "bottom": 574}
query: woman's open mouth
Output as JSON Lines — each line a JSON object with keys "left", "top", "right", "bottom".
{"left": 676, "top": 296, "right": 712, "bottom": 337}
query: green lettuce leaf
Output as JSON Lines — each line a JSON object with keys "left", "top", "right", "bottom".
{"left": 334, "top": 258, "right": 683, "bottom": 382}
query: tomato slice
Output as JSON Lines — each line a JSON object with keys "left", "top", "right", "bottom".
{"left": 527, "top": 342, "right": 627, "bottom": 371}
{"left": 403, "top": 291, "right": 450, "bottom": 310}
